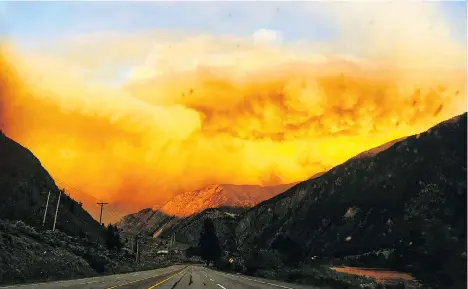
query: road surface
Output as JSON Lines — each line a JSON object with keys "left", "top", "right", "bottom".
{"left": 0, "top": 265, "right": 319, "bottom": 289}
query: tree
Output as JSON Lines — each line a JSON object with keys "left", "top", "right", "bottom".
{"left": 397, "top": 184, "right": 467, "bottom": 289}
{"left": 106, "top": 224, "right": 123, "bottom": 251}
{"left": 271, "top": 235, "right": 305, "bottom": 266}
{"left": 199, "top": 218, "right": 221, "bottom": 266}
{"left": 245, "top": 249, "right": 282, "bottom": 274}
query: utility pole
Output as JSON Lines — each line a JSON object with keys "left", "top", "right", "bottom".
{"left": 52, "top": 190, "right": 62, "bottom": 231}
{"left": 167, "top": 233, "right": 174, "bottom": 261}
{"left": 96, "top": 202, "right": 108, "bottom": 225}
{"left": 135, "top": 234, "right": 140, "bottom": 263}
{"left": 42, "top": 190, "right": 50, "bottom": 227}
{"left": 166, "top": 235, "right": 169, "bottom": 261}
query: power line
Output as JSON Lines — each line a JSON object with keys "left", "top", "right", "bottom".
{"left": 53, "top": 177, "right": 128, "bottom": 223}
{"left": 106, "top": 208, "right": 121, "bottom": 224}
{"left": 54, "top": 179, "right": 104, "bottom": 202}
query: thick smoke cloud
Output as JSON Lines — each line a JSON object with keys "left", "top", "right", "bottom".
{"left": 0, "top": 2, "right": 466, "bottom": 218}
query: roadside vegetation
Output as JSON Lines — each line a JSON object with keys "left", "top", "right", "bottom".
{"left": 191, "top": 217, "right": 411, "bottom": 289}
{"left": 0, "top": 220, "right": 169, "bottom": 285}
{"left": 239, "top": 249, "right": 418, "bottom": 289}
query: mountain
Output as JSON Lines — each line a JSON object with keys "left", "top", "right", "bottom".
{"left": 116, "top": 137, "right": 403, "bottom": 237}
{"left": 350, "top": 137, "right": 406, "bottom": 160}
{"left": 159, "top": 206, "right": 247, "bottom": 251}
{"left": 116, "top": 182, "right": 298, "bottom": 235}
{"left": 115, "top": 208, "right": 174, "bottom": 235}
{"left": 0, "top": 131, "right": 105, "bottom": 241}
{"left": 0, "top": 132, "right": 149, "bottom": 284}
{"left": 236, "top": 113, "right": 467, "bottom": 289}
{"left": 159, "top": 183, "right": 299, "bottom": 217}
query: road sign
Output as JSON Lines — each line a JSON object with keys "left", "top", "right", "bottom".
{"left": 228, "top": 258, "right": 233, "bottom": 263}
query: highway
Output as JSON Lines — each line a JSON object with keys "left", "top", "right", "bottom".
{"left": 0, "top": 265, "right": 319, "bottom": 289}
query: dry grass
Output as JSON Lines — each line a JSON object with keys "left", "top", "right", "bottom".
{"left": 331, "top": 267, "right": 415, "bottom": 282}
{"left": 331, "top": 266, "right": 420, "bottom": 288}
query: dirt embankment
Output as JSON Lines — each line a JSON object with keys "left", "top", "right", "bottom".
{"left": 0, "top": 220, "right": 170, "bottom": 286}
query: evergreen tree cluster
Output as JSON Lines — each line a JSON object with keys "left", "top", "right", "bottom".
{"left": 105, "top": 224, "right": 123, "bottom": 251}
{"left": 199, "top": 218, "right": 221, "bottom": 266}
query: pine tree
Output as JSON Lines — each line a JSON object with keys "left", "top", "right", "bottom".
{"left": 106, "top": 224, "right": 123, "bottom": 251}
{"left": 199, "top": 218, "right": 221, "bottom": 266}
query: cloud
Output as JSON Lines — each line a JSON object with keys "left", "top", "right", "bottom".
{"left": 252, "top": 29, "right": 282, "bottom": 44}
{"left": 0, "top": 1, "right": 465, "bottom": 218}
{"left": 312, "top": 1, "right": 465, "bottom": 68}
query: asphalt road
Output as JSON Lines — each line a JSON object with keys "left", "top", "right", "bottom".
{"left": 0, "top": 265, "right": 319, "bottom": 289}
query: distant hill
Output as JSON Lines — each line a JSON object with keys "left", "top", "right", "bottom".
{"left": 116, "top": 182, "right": 298, "bottom": 235}
{"left": 236, "top": 113, "right": 467, "bottom": 289}
{"left": 115, "top": 206, "right": 247, "bottom": 260}
{"left": 116, "top": 134, "right": 407, "bottom": 239}
{"left": 0, "top": 131, "right": 105, "bottom": 241}
{"left": 115, "top": 208, "right": 174, "bottom": 235}
{"left": 159, "top": 206, "right": 247, "bottom": 251}
{"left": 159, "top": 183, "right": 299, "bottom": 217}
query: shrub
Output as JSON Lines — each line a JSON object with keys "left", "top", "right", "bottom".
{"left": 215, "top": 257, "right": 230, "bottom": 271}
{"left": 81, "top": 248, "right": 111, "bottom": 274}
{"left": 244, "top": 249, "right": 282, "bottom": 274}
{"left": 14, "top": 221, "right": 39, "bottom": 239}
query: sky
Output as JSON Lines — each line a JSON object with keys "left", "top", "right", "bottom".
{"left": 0, "top": 2, "right": 466, "bottom": 42}
{"left": 0, "top": 1, "right": 466, "bottom": 222}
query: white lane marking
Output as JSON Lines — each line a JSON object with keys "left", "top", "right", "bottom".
{"left": 209, "top": 278, "right": 214, "bottom": 281}
{"left": 79, "top": 280, "right": 99, "bottom": 285}
{"left": 217, "top": 284, "right": 227, "bottom": 289}
{"left": 217, "top": 271, "right": 295, "bottom": 289}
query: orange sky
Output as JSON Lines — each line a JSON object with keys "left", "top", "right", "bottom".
{"left": 0, "top": 2, "right": 466, "bottom": 222}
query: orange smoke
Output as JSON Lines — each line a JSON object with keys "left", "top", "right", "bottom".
{"left": 0, "top": 3, "right": 466, "bottom": 221}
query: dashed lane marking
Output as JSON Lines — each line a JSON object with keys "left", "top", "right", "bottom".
{"left": 107, "top": 268, "right": 186, "bottom": 289}
{"left": 147, "top": 268, "right": 187, "bottom": 289}
{"left": 215, "top": 271, "right": 296, "bottom": 289}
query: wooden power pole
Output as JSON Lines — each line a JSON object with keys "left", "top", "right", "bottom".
{"left": 52, "top": 190, "right": 62, "bottom": 231}
{"left": 42, "top": 190, "right": 50, "bottom": 227}
{"left": 135, "top": 234, "right": 141, "bottom": 263}
{"left": 96, "top": 202, "right": 108, "bottom": 224}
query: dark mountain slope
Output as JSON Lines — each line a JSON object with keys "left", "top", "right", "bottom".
{"left": 159, "top": 206, "right": 246, "bottom": 251}
{"left": 350, "top": 137, "right": 406, "bottom": 160}
{"left": 117, "top": 206, "right": 245, "bottom": 253}
{"left": 115, "top": 208, "right": 174, "bottom": 235}
{"left": 0, "top": 132, "right": 105, "bottom": 241}
{"left": 0, "top": 133, "right": 177, "bottom": 285}
{"left": 236, "top": 113, "right": 467, "bottom": 288}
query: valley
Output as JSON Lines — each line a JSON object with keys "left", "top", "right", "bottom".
{"left": 1, "top": 2, "right": 466, "bottom": 288}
